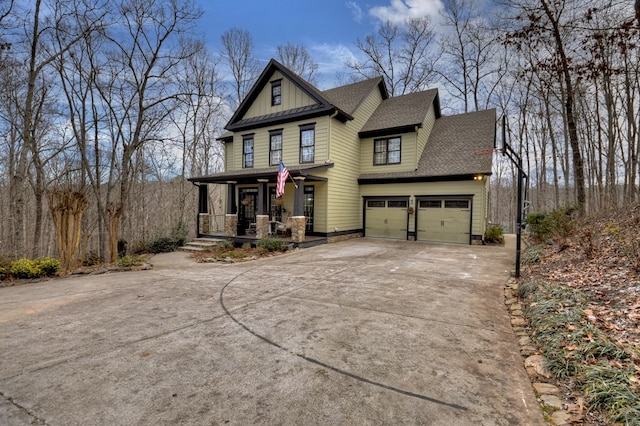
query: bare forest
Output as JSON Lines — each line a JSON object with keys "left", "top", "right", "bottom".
{"left": 0, "top": 0, "right": 639, "bottom": 268}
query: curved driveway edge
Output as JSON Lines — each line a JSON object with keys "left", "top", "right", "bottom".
{"left": 0, "top": 238, "right": 544, "bottom": 425}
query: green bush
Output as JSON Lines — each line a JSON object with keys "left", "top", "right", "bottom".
{"left": 10, "top": 257, "right": 60, "bottom": 279}
{"left": 117, "top": 255, "right": 143, "bottom": 267}
{"left": 141, "top": 222, "right": 189, "bottom": 254}
{"left": 216, "top": 240, "right": 234, "bottom": 250}
{"left": 527, "top": 206, "right": 577, "bottom": 243}
{"left": 484, "top": 224, "right": 505, "bottom": 244}
{"left": 256, "top": 237, "right": 286, "bottom": 252}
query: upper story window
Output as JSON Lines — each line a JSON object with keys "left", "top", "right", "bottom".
{"left": 374, "top": 136, "right": 401, "bottom": 165}
{"left": 300, "top": 124, "right": 315, "bottom": 163}
{"left": 269, "top": 129, "right": 283, "bottom": 166}
{"left": 271, "top": 80, "right": 282, "bottom": 106}
{"left": 243, "top": 134, "right": 254, "bottom": 168}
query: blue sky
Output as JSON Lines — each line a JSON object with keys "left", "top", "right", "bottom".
{"left": 195, "top": 0, "right": 445, "bottom": 89}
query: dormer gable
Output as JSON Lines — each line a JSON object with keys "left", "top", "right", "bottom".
{"left": 225, "top": 59, "right": 352, "bottom": 132}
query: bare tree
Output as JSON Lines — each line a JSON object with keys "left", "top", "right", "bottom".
{"left": 439, "top": 0, "right": 507, "bottom": 112}
{"left": 348, "top": 17, "right": 440, "bottom": 96}
{"left": 276, "top": 43, "right": 319, "bottom": 84}
{"left": 221, "top": 28, "right": 260, "bottom": 107}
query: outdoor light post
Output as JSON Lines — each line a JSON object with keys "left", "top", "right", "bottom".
{"left": 501, "top": 116, "right": 527, "bottom": 278}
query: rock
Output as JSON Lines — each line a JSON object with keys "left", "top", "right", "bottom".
{"left": 551, "top": 411, "right": 571, "bottom": 426}
{"left": 511, "top": 317, "right": 527, "bottom": 327}
{"left": 518, "top": 336, "right": 531, "bottom": 346}
{"left": 511, "top": 309, "right": 524, "bottom": 316}
{"left": 533, "top": 383, "right": 559, "bottom": 395}
{"left": 524, "top": 354, "right": 552, "bottom": 378}
{"left": 510, "top": 302, "right": 522, "bottom": 310}
{"left": 540, "top": 394, "right": 563, "bottom": 409}
{"left": 504, "top": 297, "right": 518, "bottom": 305}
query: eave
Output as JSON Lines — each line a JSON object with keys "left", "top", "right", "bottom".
{"left": 189, "top": 163, "right": 334, "bottom": 185}
{"left": 358, "top": 172, "right": 492, "bottom": 185}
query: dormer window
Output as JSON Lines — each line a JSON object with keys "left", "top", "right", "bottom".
{"left": 271, "top": 80, "right": 282, "bottom": 106}
{"left": 374, "top": 137, "right": 401, "bottom": 165}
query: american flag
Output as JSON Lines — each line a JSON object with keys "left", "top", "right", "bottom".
{"left": 276, "top": 161, "right": 289, "bottom": 197}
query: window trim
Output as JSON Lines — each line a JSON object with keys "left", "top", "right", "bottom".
{"left": 373, "top": 136, "right": 402, "bottom": 165}
{"left": 271, "top": 79, "right": 282, "bottom": 106}
{"left": 242, "top": 134, "right": 254, "bottom": 168}
{"left": 299, "top": 123, "right": 315, "bottom": 164}
{"left": 269, "top": 129, "right": 283, "bottom": 166}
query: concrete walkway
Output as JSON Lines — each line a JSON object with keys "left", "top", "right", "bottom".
{"left": 0, "top": 238, "right": 544, "bottom": 425}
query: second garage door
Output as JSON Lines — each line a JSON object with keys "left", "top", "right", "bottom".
{"left": 365, "top": 198, "right": 408, "bottom": 239}
{"left": 416, "top": 198, "right": 471, "bottom": 244}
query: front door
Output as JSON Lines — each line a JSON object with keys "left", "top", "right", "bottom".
{"left": 238, "top": 188, "right": 257, "bottom": 235}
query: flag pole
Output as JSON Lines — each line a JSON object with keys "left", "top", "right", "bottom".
{"left": 288, "top": 173, "right": 298, "bottom": 188}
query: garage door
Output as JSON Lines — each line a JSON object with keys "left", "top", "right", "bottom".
{"left": 416, "top": 199, "right": 471, "bottom": 244}
{"left": 365, "top": 199, "right": 408, "bottom": 239}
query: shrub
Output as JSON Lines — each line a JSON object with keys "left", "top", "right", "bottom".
{"left": 10, "top": 257, "right": 60, "bottom": 279}
{"left": 527, "top": 206, "right": 577, "bottom": 243}
{"left": 117, "top": 255, "right": 143, "bottom": 267}
{"left": 216, "top": 240, "right": 234, "bottom": 250}
{"left": 147, "top": 236, "right": 180, "bottom": 254}
{"left": 256, "top": 237, "right": 286, "bottom": 252}
{"left": 484, "top": 224, "right": 505, "bottom": 244}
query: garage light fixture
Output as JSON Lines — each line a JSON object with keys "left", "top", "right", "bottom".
{"left": 473, "top": 175, "right": 484, "bottom": 181}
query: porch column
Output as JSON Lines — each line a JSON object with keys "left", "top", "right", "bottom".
{"left": 225, "top": 181, "right": 238, "bottom": 237}
{"left": 291, "top": 177, "right": 306, "bottom": 243}
{"left": 197, "top": 184, "right": 209, "bottom": 236}
{"left": 256, "top": 179, "right": 269, "bottom": 239}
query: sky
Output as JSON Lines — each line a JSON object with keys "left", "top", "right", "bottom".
{"left": 195, "top": 0, "right": 446, "bottom": 89}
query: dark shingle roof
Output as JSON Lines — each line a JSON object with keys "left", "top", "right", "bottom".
{"left": 359, "top": 89, "right": 438, "bottom": 137}
{"left": 322, "top": 77, "right": 387, "bottom": 116}
{"left": 359, "top": 108, "right": 496, "bottom": 181}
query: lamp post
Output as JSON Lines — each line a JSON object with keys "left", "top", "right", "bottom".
{"left": 501, "top": 116, "right": 527, "bottom": 278}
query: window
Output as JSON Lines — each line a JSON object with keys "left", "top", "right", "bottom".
{"left": 374, "top": 136, "right": 401, "bottom": 165}
{"left": 269, "top": 130, "right": 283, "bottom": 165}
{"left": 419, "top": 200, "right": 442, "bottom": 208}
{"left": 388, "top": 200, "right": 408, "bottom": 208}
{"left": 445, "top": 200, "right": 470, "bottom": 209}
{"left": 367, "top": 200, "right": 386, "bottom": 208}
{"left": 300, "top": 124, "right": 315, "bottom": 163}
{"left": 271, "top": 80, "right": 282, "bottom": 106}
{"left": 242, "top": 135, "right": 254, "bottom": 168}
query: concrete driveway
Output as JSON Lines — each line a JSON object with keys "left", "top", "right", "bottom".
{"left": 0, "top": 238, "right": 544, "bottom": 426}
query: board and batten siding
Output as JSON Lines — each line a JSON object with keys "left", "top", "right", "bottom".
{"left": 360, "top": 180, "right": 489, "bottom": 238}
{"left": 323, "top": 87, "right": 385, "bottom": 233}
{"left": 243, "top": 71, "right": 317, "bottom": 120}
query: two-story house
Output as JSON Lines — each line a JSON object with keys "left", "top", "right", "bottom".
{"left": 189, "top": 59, "right": 496, "bottom": 245}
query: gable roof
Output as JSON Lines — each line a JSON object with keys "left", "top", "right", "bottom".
{"left": 359, "top": 89, "right": 440, "bottom": 138}
{"left": 225, "top": 59, "right": 352, "bottom": 132}
{"left": 358, "top": 108, "right": 496, "bottom": 183}
{"left": 321, "top": 77, "right": 388, "bottom": 117}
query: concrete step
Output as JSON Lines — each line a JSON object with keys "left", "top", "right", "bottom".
{"left": 178, "top": 237, "right": 227, "bottom": 253}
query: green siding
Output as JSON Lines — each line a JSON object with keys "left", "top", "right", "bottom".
{"left": 359, "top": 132, "right": 418, "bottom": 174}
{"left": 323, "top": 87, "right": 384, "bottom": 233}
{"left": 227, "top": 120, "right": 328, "bottom": 170}
{"left": 243, "top": 71, "right": 317, "bottom": 119}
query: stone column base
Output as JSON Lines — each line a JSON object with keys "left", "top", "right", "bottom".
{"left": 199, "top": 213, "right": 210, "bottom": 235}
{"left": 255, "top": 215, "right": 270, "bottom": 239}
{"left": 225, "top": 214, "right": 238, "bottom": 237}
{"left": 291, "top": 216, "right": 306, "bottom": 243}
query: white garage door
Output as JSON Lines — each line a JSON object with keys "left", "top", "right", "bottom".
{"left": 365, "top": 199, "right": 408, "bottom": 239}
{"left": 416, "top": 199, "right": 471, "bottom": 244}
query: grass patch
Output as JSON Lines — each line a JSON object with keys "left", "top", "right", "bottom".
{"left": 519, "top": 280, "right": 639, "bottom": 423}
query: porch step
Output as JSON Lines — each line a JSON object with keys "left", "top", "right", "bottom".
{"left": 178, "top": 237, "right": 226, "bottom": 252}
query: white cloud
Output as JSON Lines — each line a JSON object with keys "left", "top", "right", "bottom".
{"left": 309, "top": 43, "right": 361, "bottom": 89}
{"left": 369, "top": 0, "right": 444, "bottom": 23}
{"left": 346, "top": 1, "right": 364, "bottom": 23}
